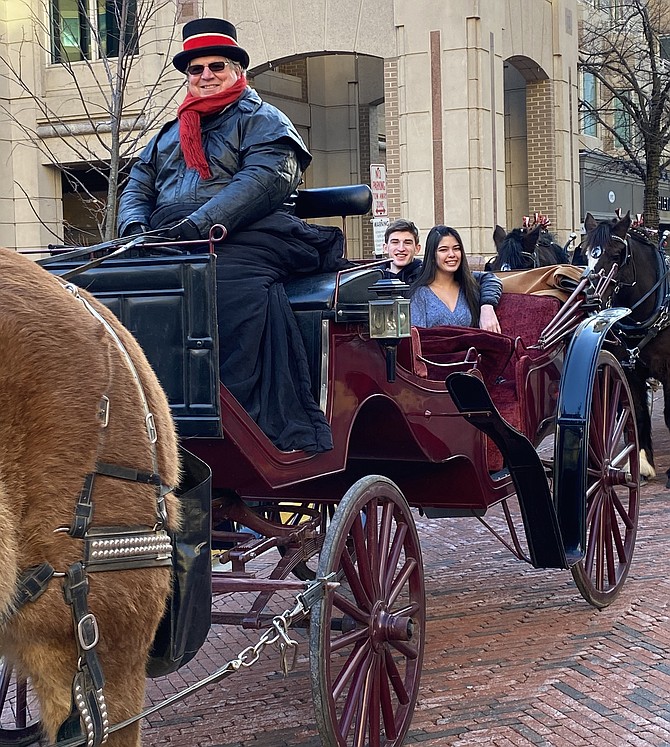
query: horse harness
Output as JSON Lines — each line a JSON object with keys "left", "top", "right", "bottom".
{"left": 596, "top": 231, "right": 670, "bottom": 365}
{"left": 12, "top": 281, "right": 175, "bottom": 747}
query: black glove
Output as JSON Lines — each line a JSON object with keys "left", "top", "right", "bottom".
{"left": 121, "top": 222, "right": 150, "bottom": 237}
{"left": 161, "top": 218, "right": 201, "bottom": 241}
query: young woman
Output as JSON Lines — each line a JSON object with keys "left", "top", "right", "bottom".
{"left": 410, "top": 225, "right": 502, "bottom": 332}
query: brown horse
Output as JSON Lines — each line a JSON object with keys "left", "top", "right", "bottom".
{"left": 0, "top": 248, "right": 180, "bottom": 746}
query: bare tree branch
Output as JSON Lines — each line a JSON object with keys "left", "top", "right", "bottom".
{"left": 0, "top": 0, "right": 183, "bottom": 242}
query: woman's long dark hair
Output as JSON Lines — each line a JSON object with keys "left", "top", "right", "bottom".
{"left": 411, "top": 225, "right": 482, "bottom": 326}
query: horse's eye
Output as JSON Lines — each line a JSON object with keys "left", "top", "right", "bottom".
{"left": 590, "top": 245, "right": 602, "bottom": 259}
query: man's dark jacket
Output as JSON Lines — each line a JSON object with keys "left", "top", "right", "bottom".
{"left": 118, "top": 87, "right": 310, "bottom": 237}
{"left": 382, "top": 258, "right": 423, "bottom": 285}
{"left": 117, "top": 88, "right": 339, "bottom": 453}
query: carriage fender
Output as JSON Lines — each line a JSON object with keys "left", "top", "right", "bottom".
{"left": 554, "top": 306, "right": 631, "bottom": 563}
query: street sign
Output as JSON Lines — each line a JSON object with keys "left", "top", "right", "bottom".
{"left": 370, "top": 164, "right": 388, "bottom": 217}
{"left": 371, "top": 216, "right": 390, "bottom": 256}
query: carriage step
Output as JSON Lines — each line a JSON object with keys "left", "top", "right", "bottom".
{"left": 447, "top": 372, "right": 567, "bottom": 570}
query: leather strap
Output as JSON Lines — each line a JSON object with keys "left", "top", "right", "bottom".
{"left": 61, "top": 562, "right": 108, "bottom": 747}
{"left": 14, "top": 563, "right": 55, "bottom": 608}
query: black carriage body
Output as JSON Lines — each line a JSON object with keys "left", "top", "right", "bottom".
{"left": 51, "top": 253, "right": 222, "bottom": 438}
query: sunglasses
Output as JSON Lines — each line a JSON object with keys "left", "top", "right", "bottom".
{"left": 186, "top": 61, "right": 232, "bottom": 76}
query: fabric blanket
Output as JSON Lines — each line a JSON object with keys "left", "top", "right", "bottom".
{"left": 495, "top": 264, "right": 586, "bottom": 300}
{"left": 216, "top": 211, "right": 351, "bottom": 453}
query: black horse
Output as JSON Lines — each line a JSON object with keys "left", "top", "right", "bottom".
{"left": 580, "top": 211, "right": 670, "bottom": 485}
{"left": 486, "top": 223, "right": 570, "bottom": 271}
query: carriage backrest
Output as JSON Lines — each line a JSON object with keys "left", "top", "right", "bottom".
{"left": 496, "top": 293, "right": 562, "bottom": 351}
{"left": 47, "top": 254, "right": 221, "bottom": 438}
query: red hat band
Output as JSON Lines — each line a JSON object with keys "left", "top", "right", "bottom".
{"left": 183, "top": 33, "right": 240, "bottom": 54}
{"left": 172, "top": 18, "right": 250, "bottom": 72}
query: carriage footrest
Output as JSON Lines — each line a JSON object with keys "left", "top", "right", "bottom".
{"left": 447, "top": 372, "right": 567, "bottom": 570}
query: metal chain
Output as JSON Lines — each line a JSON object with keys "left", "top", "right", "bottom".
{"left": 45, "top": 573, "right": 337, "bottom": 747}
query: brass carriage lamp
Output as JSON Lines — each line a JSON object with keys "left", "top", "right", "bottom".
{"left": 368, "top": 278, "right": 411, "bottom": 382}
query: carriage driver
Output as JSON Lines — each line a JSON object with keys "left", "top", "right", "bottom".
{"left": 118, "top": 17, "right": 347, "bottom": 454}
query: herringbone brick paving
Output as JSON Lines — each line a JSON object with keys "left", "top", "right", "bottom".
{"left": 142, "top": 412, "right": 670, "bottom": 747}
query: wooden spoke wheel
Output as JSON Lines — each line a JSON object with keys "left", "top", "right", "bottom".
{"left": 571, "top": 351, "right": 640, "bottom": 608}
{"left": 309, "top": 476, "right": 425, "bottom": 747}
{"left": 0, "top": 659, "right": 41, "bottom": 747}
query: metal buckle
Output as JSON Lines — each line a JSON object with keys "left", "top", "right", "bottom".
{"left": 77, "top": 613, "right": 100, "bottom": 651}
{"left": 145, "top": 413, "right": 157, "bottom": 444}
{"left": 98, "top": 395, "right": 110, "bottom": 428}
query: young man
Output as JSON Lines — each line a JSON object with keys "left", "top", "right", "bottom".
{"left": 382, "top": 219, "right": 423, "bottom": 285}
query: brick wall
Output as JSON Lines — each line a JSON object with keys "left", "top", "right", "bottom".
{"left": 359, "top": 103, "right": 374, "bottom": 256}
{"left": 384, "top": 58, "right": 400, "bottom": 220}
{"left": 526, "top": 79, "right": 557, "bottom": 226}
{"left": 275, "top": 60, "right": 309, "bottom": 101}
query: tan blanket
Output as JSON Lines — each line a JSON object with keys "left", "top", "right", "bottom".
{"left": 496, "top": 264, "right": 585, "bottom": 300}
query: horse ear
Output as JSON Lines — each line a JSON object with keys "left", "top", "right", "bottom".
{"left": 614, "top": 210, "right": 632, "bottom": 238}
{"left": 584, "top": 213, "right": 597, "bottom": 232}
{"left": 523, "top": 222, "right": 542, "bottom": 252}
{"left": 493, "top": 225, "right": 506, "bottom": 250}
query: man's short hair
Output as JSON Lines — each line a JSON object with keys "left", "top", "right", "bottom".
{"left": 384, "top": 219, "right": 419, "bottom": 244}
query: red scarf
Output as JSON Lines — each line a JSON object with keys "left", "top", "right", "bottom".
{"left": 177, "top": 76, "right": 247, "bottom": 179}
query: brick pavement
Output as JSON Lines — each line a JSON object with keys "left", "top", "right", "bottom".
{"left": 142, "top": 413, "right": 670, "bottom": 747}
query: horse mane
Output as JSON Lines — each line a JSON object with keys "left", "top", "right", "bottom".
{"left": 536, "top": 230, "right": 557, "bottom": 248}
{"left": 583, "top": 219, "right": 615, "bottom": 252}
{"left": 498, "top": 228, "right": 530, "bottom": 269}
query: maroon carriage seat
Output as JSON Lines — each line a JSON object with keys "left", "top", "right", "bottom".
{"left": 402, "top": 292, "right": 562, "bottom": 471}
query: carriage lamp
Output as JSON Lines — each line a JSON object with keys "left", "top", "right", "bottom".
{"left": 368, "top": 278, "right": 411, "bottom": 382}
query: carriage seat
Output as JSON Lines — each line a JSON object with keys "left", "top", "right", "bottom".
{"left": 284, "top": 266, "right": 384, "bottom": 311}
{"left": 401, "top": 326, "right": 515, "bottom": 386}
{"left": 401, "top": 292, "right": 562, "bottom": 471}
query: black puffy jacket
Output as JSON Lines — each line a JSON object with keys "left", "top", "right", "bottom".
{"left": 117, "top": 87, "right": 311, "bottom": 238}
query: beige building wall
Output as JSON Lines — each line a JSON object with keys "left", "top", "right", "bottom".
{"left": 0, "top": 0, "right": 580, "bottom": 261}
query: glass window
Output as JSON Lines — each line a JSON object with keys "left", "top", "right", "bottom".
{"left": 660, "top": 36, "right": 670, "bottom": 61}
{"left": 613, "top": 95, "right": 632, "bottom": 148}
{"left": 51, "top": 0, "right": 137, "bottom": 62}
{"left": 51, "top": 0, "right": 90, "bottom": 62}
{"left": 580, "top": 71, "right": 598, "bottom": 137}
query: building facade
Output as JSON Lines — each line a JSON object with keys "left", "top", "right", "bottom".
{"left": 576, "top": 0, "right": 670, "bottom": 232}
{"left": 0, "top": 0, "right": 582, "bottom": 261}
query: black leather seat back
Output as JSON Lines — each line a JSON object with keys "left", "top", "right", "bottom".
{"left": 47, "top": 254, "right": 221, "bottom": 438}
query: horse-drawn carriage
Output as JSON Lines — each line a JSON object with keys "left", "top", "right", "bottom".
{"left": 0, "top": 188, "right": 641, "bottom": 747}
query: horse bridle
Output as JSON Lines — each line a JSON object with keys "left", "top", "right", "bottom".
{"left": 580, "top": 231, "right": 639, "bottom": 298}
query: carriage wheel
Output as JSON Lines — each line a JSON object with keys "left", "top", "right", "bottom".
{"left": 0, "top": 659, "right": 41, "bottom": 746}
{"left": 570, "top": 351, "right": 640, "bottom": 609}
{"left": 309, "top": 476, "right": 425, "bottom": 747}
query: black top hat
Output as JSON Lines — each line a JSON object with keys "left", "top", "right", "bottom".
{"left": 173, "top": 18, "right": 250, "bottom": 72}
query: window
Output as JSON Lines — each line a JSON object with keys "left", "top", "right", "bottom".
{"left": 580, "top": 71, "right": 598, "bottom": 137}
{"left": 50, "top": 0, "right": 137, "bottom": 63}
{"left": 660, "top": 36, "right": 670, "bottom": 62}
{"left": 613, "top": 94, "right": 632, "bottom": 148}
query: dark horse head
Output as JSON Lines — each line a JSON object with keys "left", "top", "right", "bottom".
{"left": 580, "top": 211, "right": 664, "bottom": 327}
{"left": 486, "top": 223, "right": 570, "bottom": 271}
{"left": 580, "top": 210, "right": 670, "bottom": 484}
